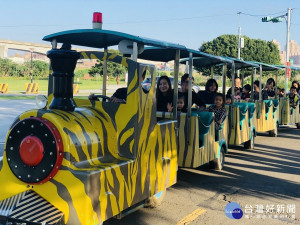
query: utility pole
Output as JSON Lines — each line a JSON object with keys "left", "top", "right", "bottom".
{"left": 261, "top": 8, "right": 292, "bottom": 94}
{"left": 285, "top": 8, "right": 291, "bottom": 94}
{"left": 237, "top": 12, "right": 242, "bottom": 77}
{"left": 30, "top": 49, "right": 33, "bottom": 83}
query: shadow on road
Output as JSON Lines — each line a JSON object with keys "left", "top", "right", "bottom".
{"left": 174, "top": 127, "right": 300, "bottom": 201}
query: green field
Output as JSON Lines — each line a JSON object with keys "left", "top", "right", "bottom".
{"left": 0, "top": 77, "right": 123, "bottom": 94}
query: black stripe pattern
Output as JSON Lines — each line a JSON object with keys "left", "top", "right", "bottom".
{"left": 0, "top": 191, "right": 64, "bottom": 225}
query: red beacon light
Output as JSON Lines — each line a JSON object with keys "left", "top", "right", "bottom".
{"left": 93, "top": 12, "right": 103, "bottom": 29}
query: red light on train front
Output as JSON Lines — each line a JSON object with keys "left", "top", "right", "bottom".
{"left": 93, "top": 12, "right": 102, "bottom": 29}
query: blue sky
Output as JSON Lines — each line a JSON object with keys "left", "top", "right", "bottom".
{"left": 0, "top": 0, "right": 300, "bottom": 52}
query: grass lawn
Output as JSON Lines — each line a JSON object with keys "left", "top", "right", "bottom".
{"left": 0, "top": 77, "right": 124, "bottom": 93}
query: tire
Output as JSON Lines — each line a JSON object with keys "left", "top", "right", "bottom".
{"left": 269, "top": 122, "right": 278, "bottom": 137}
{"left": 144, "top": 190, "right": 166, "bottom": 208}
{"left": 210, "top": 146, "right": 225, "bottom": 170}
{"left": 244, "top": 132, "right": 255, "bottom": 149}
{"left": 297, "top": 123, "right": 300, "bottom": 129}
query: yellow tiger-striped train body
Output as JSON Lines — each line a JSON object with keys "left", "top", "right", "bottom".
{"left": 279, "top": 98, "right": 300, "bottom": 125}
{"left": 177, "top": 111, "right": 228, "bottom": 168}
{"left": 0, "top": 53, "right": 178, "bottom": 225}
{"left": 227, "top": 102, "right": 256, "bottom": 146}
{"left": 255, "top": 100, "right": 279, "bottom": 132}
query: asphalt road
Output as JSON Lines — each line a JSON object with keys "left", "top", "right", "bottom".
{"left": 0, "top": 100, "right": 299, "bottom": 224}
{"left": 0, "top": 99, "right": 37, "bottom": 155}
{"left": 104, "top": 127, "right": 300, "bottom": 225}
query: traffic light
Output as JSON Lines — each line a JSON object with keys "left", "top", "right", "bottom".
{"left": 261, "top": 16, "right": 272, "bottom": 22}
{"left": 271, "top": 17, "right": 283, "bottom": 23}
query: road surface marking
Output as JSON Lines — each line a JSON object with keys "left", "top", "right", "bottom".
{"left": 176, "top": 208, "right": 206, "bottom": 225}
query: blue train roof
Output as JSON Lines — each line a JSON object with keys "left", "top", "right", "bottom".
{"left": 43, "top": 29, "right": 186, "bottom": 50}
{"left": 247, "top": 61, "right": 280, "bottom": 71}
{"left": 139, "top": 47, "right": 231, "bottom": 66}
{"left": 273, "top": 65, "right": 300, "bottom": 71}
{"left": 221, "top": 56, "right": 259, "bottom": 70}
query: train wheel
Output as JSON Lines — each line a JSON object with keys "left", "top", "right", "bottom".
{"left": 144, "top": 190, "right": 166, "bottom": 208}
{"left": 244, "top": 132, "right": 255, "bottom": 149}
{"left": 210, "top": 146, "right": 225, "bottom": 170}
{"left": 269, "top": 122, "right": 278, "bottom": 137}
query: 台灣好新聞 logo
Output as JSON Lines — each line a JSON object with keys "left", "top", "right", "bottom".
{"left": 225, "top": 202, "right": 243, "bottom": 219}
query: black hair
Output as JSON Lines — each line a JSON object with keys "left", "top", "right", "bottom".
{"left": 234, "top": 76, "right": 241, "bottom": 80}
{"left": 181, "top": 73, "right": 194, "bottom": 83}
{"left": 156, "top": 76, "right": 172, "bottom": 99}
{"left": 281, "top": 88, "right": 285, "bottom": 93}
{"left": 292, "top": 80, "right": 300, "bottom": 92}
{"left": 266, "top": 78, "right": 275, "bottom": 87}
{"left": 205, "top": 79, "right": 218, "bottom": 92}
{"left": 178, "top": 92, "right": 185, "bottom": 100}
{"left": 225, "top": 94, "right": 231, "bottom": 99}
{"left": 254, "top": 80, "right": 264, "bottom": 89}
{"left": 214, "top": 93, "right": 225, "bottom": 106}
{"left": 243, "top": 84, "right": 251, "bottom": 92}
{"left": 290, "top": 86, "right": 297, "bottom": 91}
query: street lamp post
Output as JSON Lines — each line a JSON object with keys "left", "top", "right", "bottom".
{"left": 285, "top": 8, "right": 291, "bottom": 94}
{"left": 261, "top": 8, "right": 292, "bottom": 94}
{"left": 30, "top": 50, "right": 33, "bottom": 83}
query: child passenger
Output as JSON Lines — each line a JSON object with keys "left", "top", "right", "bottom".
{"left": 241, "top": 84, "right": 251, "bottom": 100}
{"left": 225, "top": 95, "right": 232, "bottom": 104}
{"left": 167, "top": 93, "right": 186, "bottom": 112}
{"left": 289, "top": 86, "right": 299, "bottom": 109}
{"left": 207, "top": 93, "right": 227, "bottom": 131}
{"left": 177, "top": 93, "right": 185, "bottom": 112}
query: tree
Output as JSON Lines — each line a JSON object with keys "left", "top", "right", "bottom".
{"left": 88, "top": 50, "right": 127, "bottom": 78}
{"left": 198, "top": 35, "right": 281, "bottom": 77}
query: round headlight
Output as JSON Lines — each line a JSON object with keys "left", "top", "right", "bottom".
{"left": 36, "top": 95, "right": 48, "bottom": 109}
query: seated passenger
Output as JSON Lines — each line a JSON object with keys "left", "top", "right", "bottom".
{"left": 241, "top": 84, "right": 251, "bottom": 100}
{"left": 197, "top": 79, "right": 218, "bottom": 104}
{"left": 156, "top": 76, "right": 174, "bottom": 111}
{"left": 225, "top": 95, "right": 232, "bottom": 104}
{"left": 291, "top": 80, "right": 300, "bottom": 95}
{"left": 288, "top": 87, "right": 299, "bottom": 109}
{"left": 207, "top": 93, "right": 227, "bottom": 131}
{"left": 167, "top": 93, "right": 186, "bottom": 113}
{"left": 227, "top": 76, "right": 243, "bottom": 97}
{"left": 264, "top": 78, "right": 276, "bottom": 98}
{"left": 253, "top": 80, "right": 268, "bottom": 100}
{"left": 280, "top": 88, "right": 285, "bottom": 97}
{"left": 177, "top": 93, "right": 185, "bottom": 112}
{"left": 179, "top": 73, "right": 205, "bottom": 112}
{"left": 277, "top": 87, "right": 285, "bottom": 98}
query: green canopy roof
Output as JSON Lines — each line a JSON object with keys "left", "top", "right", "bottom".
{"left": 43, "top": 29, "right": 186, "bottom": 50}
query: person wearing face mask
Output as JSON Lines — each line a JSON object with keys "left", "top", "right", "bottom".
{"left": 156, "top": 76, "right": 174, "bottom": 112}
{"left": 197, "top": 78, "right": 218, "bottom": 104}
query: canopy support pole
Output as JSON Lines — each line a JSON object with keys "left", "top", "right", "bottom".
{"left": 231, "top": 62, "right": 235, "bottom": 128}
{"left": 275, "top": 70, "right": 278, "bottom": 99}
{"left": 251, "top": 68, "right": 255, "bottom": 100}
{"left": 222, "top": 63, "right": 227, "bottom": 96}
{"left": 102, "top": 47, "right": 108, "bottom": 96}
{"left": 187, "top": 52, "right": 193, "bottom": 145}
{"left": 259, "top": 65, "right": 262, "bottom": 101}
{"left": 173, "top": 50, "right": 180, "bottom": 120}
{"left": 210, "top": 66, "right": 214, "bottom": 79}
